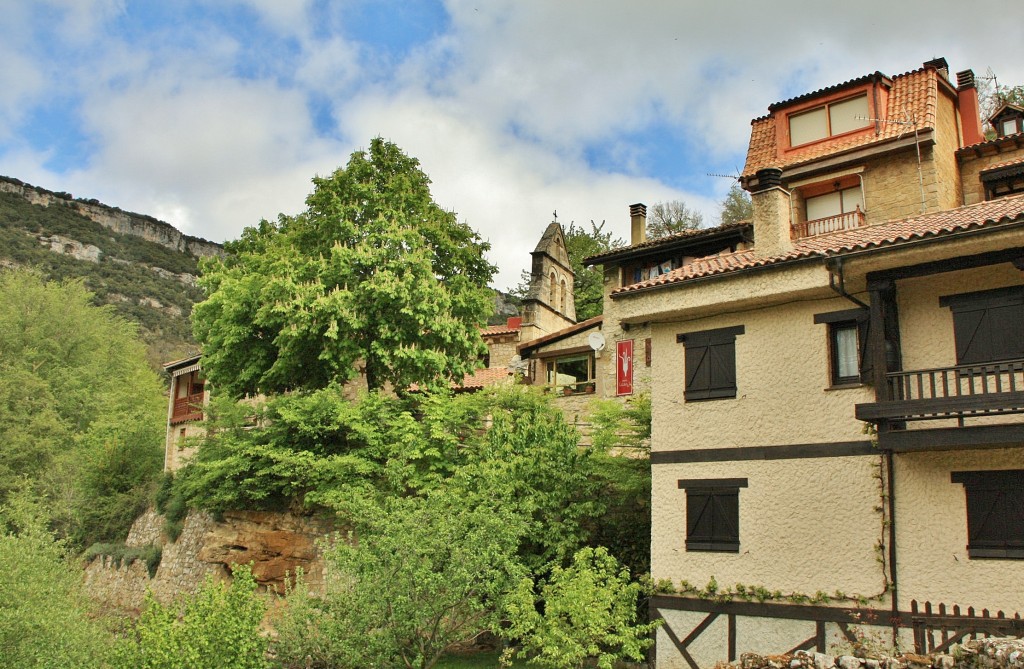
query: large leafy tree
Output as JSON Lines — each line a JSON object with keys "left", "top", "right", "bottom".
{"left": 646, "top": 200, "right": 703, "bottom": 239}
{"left": 719, "top": 182, "right": 753, "bottom": 225}
{"left": 0, "top": 269, "right": 165, "bottom": 547}
{"left": 193, "top": 138, "right": 496, "bottom": 396}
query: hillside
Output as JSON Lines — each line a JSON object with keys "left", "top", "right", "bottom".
{"left": 0, "top": 176, "right": 221, "bottom": 370}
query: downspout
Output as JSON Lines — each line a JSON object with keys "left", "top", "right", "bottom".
{"left": 825, "top": 256, "right": 870, "bottom": 310}
{"left": 827, "top": 256, "right": 900, "bottom": 641}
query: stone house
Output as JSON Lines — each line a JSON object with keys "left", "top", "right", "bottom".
{"left": 586, "top": 58, "right": 1024, "bottom": 668}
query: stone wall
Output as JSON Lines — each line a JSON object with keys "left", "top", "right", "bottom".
{"left": 733, "top": 637, "right": 1024, "bottom": 669}
{"left": 84, "top": 508, "right": 335, "bottom": 612}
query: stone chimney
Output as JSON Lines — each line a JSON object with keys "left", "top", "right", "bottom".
{"left": 956, "top": 69, "right": 985, "bottom": 146}
{"left": 750, "top": 168, "right": 792, "bottom": 259}
{"left": 629, "top": 203, "right": 647, "bottom": 246}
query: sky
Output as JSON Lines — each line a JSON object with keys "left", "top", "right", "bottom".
{"left": 2, "top": 1, "right": 1022, "bottom": 290}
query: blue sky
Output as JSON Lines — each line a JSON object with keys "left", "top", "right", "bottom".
{"left": 2, "top": 0, "right": 1022, "bottom": 290}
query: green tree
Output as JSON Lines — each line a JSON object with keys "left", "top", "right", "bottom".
{"left": 0, "top": 269, "right": 165, "bottom": 546}
{"left": 273, "top": 490, "right": 526, "bottom": 669}
{"left": 193, "top": 138, "right": 496, "bottom": 396}
{"left": 564, "top": 220, "right": 623, "bottom": 320}
{"left": 719, "top": 182, "right": 753, "bottom": 225}
{"left": 113, "top": 564, "right": 268, "bottom": 669}
{"left": 503, "top": 546, "right": 659, "bottom": 669}
{"left": 646, "top": 200, "right": 703, "bottom": 239}
{"left": 0, "top": 495, "right": 114, "bottom": 668}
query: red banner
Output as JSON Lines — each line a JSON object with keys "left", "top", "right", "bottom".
{"left": 616, "top": 339, "right": 634, "bottom": 396}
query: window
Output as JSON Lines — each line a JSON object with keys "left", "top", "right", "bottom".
{"left": 789, "top": 94, "right": 870, "bottom": 146}
{"left": 677, "top": 325, "right": 744, "bottom": 401}
{"left": 980, "top": 163, "right": 1024, "bottom": 201}
{"left": 1003, "top": 118, "right": 1021, "bottom": 137}
{"left": 806, "top": 186, "right": 864, "bottom": 222}
{"left": 545, "top": 352, "right": 595, "bottom": 394}
{"left": 940, "top": 286, "right": 1024, "bottom": 365}
{"left": 814, "top": 309, "right": 868, "bottom": 386}
{"left": 951, "top": 470, "right": 1024, "bottom": 559}
{"left": 679, "top": 478, "right": 747, "bottom": 553}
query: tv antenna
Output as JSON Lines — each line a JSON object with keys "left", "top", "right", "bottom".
{"left": 706, "top": 170, "right": 742, "bottom": 181}
{"left": 856, "top": 107, "right": 926, "bottom": 214}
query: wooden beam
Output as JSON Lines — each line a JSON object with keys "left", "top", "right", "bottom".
{"left": 876, "top": 424, "right": 1024, "bottom": 451}
{"left": 866, "top": 247, "right": 1024, "bottom": 283}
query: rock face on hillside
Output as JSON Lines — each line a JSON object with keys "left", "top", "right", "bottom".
{"left": 0, "top": 176, "right": 221, "bottom": 258}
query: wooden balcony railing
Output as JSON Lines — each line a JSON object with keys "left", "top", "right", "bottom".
{"left": 791, "top": 206, "right": 866, "bottom": 240}
{"left": 170, "top": 392, "right": 205, "bottom": 424}
{"left": 856, "top": 358, "right": 1024, "bottom": 424}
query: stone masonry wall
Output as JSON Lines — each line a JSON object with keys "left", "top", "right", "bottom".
{"left": 734, "top": 637, "right": 1024, "bottom": 669}
{"left": 84, "top": 508, "right": 333, "bottom": 612}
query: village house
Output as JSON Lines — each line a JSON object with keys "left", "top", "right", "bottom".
{"left": 587, "top": 58, "right": 1024, "bottom": 668}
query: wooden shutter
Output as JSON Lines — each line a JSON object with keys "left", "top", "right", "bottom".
{"left": 681, "top": 479, "right": 746, "bottom": 553}
{"left": 941, "top": 287, "right": 1024, "bottom": 365}
{"left": 678, "top": 326, "right": 744, "bottom": 401}
{"left": 952, "top": 470, "right": 1024, "bottom": 558}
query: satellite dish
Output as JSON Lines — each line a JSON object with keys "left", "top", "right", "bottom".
{"left": 588, "top": 332, "right": 606, "bottom": 351}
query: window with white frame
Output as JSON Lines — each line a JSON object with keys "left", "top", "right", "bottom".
{"left": 806, "top": 186, "right": 864, "bottom": 221}
{"left": 788, "top": 94, "right": 870, "bottom": 146}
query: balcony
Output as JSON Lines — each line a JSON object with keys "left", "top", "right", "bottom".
{"left": 855, "top": 359, "right": 1024, "bottom": 451}
{"left": 170, "top": 392, "right": 205, "bottom": 424}
{"left": 791, "top": 207, "right": 866, "bottom": 240}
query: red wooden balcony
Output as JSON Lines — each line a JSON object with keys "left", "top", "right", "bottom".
{"left": 170, "top": 392, "right": 205, "bottom": 424}
{"left": 791, "top": 207, "right": 866, "bottom": 240}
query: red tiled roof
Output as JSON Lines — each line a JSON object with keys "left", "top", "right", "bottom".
{"left": 456, "top": 366, "right": 512, "bottom": 391}
{"left": 980, "top": 156, "right": 1024, "bottom": 174}
{"left": 613, "top": 194, "right": 1024, "bottom": 295}
{"left": 481, "top": 324, "right": 520, "bottom": 337}
{"left": 743, "top": 67, "right": 938, "bottom": 177}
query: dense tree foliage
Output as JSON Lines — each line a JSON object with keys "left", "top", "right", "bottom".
{"left": 113, "top": 565, "right": 267, "bottom": 669}
{"left": 719, "top": 182, "right": 753, "bottom": 225}
{"left": 504, "top": 546, "right": 658, "bottom": 669}
{"left": 193, "top": 138, "right": 496, "bottom": 396}
{"left": 0, "top": 269, "right": 165, "bottom": 547}
{"left": 274, "top": 491, "right": 527, "bottom": 669}
{"left": 0, "top": 498, "right": 114, "bottom": 668}
{"left": 646, "top": 200, "right": 703, "bottom": 239}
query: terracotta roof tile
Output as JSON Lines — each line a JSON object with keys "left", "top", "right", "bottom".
{"left": 480, "top": 324, "right": 520, "bottom": 337}
{"left": 743, "top": 68, "right": 937, "bottom": 177}
{"left": 612, "top": 194, "right": 1024, "bottom": 295}
{"left": 456, "top": 366, "right": 512, "bottom": 391}
{"left": 979, "top": 156, "right": 1024, "bottom": 173}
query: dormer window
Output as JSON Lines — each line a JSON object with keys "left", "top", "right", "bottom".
{"left": 989, "top": 103, "right": 1024, "bottom": 139}
{"left": 790, "top": 173, "right": 867, "bottom": 239}
{"left": 788, "top": 94, "right": 870, "bottom": 147}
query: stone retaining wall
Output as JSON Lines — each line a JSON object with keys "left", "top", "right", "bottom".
{"left": 734, "top": 638, "right": 1024, "bottom": 669}
{"left": 84, "top": 508, "right": 334, "bottom": 612}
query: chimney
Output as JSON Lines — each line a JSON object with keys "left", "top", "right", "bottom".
{"left": 750, "top": 168, "right": 792, "bottom": 259}
{"left": 629, "top": 203, "right": 647, "bottom": 245}
{"left": 956, "top": 69, "right": 985, "bottom": 146}
{"left": 924, "top": 57, "right": 949, "bottom": 81}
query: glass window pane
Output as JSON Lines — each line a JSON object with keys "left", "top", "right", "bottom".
{"left": 829, "top": 95, "right": 870, "bottom": 135}
{"left": 834, "top": 324, "right": 859, "bottom": 380}
{"left": 1003, "top": 119, "right": 1018, "bottom": 136}
{"left": 790, "top": 107, "right": 828, "bottom": 145}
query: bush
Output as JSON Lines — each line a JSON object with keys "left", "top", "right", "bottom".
{"left": 113, "top": 563, "right": 268, "bottom": 669}
{"left": 83, "top": 542, "right": 162, "bottom": 577}
{"left": 503, "top": 546, "right": 659, "bottom": 669}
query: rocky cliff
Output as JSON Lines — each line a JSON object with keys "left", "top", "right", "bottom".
{"left": 0, "top": 176, "right": 221, "bottom": 258}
